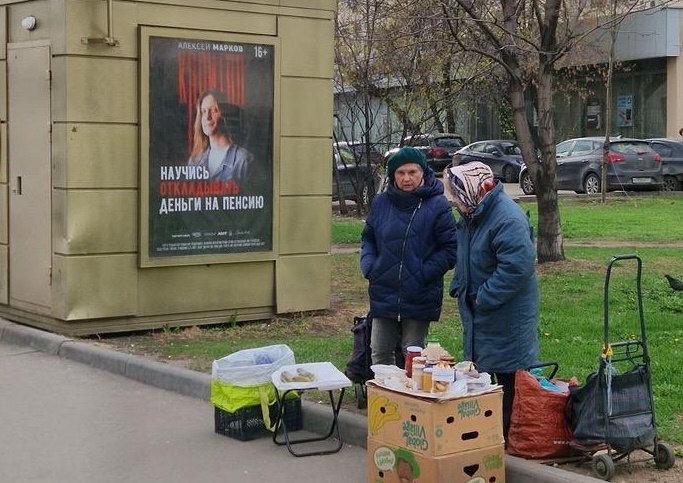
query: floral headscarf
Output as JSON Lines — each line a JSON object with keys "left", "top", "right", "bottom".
{"left": 445, "top": 162, "right": 496, "bottom": 215}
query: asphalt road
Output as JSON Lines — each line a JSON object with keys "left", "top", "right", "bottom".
{"left": 440, "top": 179, "right": 529, "bottom": 202}
{"left": 502, "top": 181, "right": 526, "bottom": 198}
{"left": 0, "top": 339, "right": 368, "bottom": 483}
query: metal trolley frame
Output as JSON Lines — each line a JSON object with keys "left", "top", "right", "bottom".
{"left": 570, "top": 255, "right": 675, "bottom": 481}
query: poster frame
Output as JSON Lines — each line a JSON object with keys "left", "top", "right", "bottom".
{"left": 138, "top": 26, "right": 279, "bottom": 268}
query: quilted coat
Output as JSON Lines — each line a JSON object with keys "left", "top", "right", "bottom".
{"left": 448, "top": 181, "right": 539, "bottom": 373}
{"left": 360, "top": 168, "right": 457, "bottom": 322}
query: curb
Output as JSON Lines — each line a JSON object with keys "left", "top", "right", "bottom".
{"left": 0, "top": 318, "right": 601, "bottom": 482}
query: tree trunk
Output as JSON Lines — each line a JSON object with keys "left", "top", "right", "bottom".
{"left": 535, "top": 68, "right": 565, "bottom": 263}
{"left": 509, "top": 73, "right": 565, "bottom": 263}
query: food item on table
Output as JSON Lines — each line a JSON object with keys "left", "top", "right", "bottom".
{"left": 296, "top": 367, "right": 315, "bottom": 380}
{"left": 464, "top": 368, "right": 480, "bottom": 378}
{"left": 412, "top": 363, "right": 425, "bottom": 390}
{"left": 280, "top": 367, "right": 316, "bottom": 383}
{"left": 422, "top": 367, "right": 433, "bottom": 390}
{"left": 431, "top": 366, "right": 455, "bottom": 394}
{"left": 424, "top": 339, "right": 444, "bottom": 362}
{"left": 455, "top": 360, "right": 480, "bottom": 378}
{"left": 405, "top": 346, "right": 423, "bottom": 378}
{"left": 431, "top": 379, "right": 450, "bottom": 393}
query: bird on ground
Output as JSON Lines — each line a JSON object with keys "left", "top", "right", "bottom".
{"left": 665, "top": 274, "right": 683, "bottom": 291}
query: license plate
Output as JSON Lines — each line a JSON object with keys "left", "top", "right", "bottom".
{"left": 632, "top": 177, "right": 651, "bottom": 184}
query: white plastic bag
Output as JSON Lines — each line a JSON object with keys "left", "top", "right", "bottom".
{"left": 211, "top": 344, "right": 295, "bottom": 386}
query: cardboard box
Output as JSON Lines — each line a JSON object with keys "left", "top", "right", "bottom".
{"left": 367, "top": 384, "right": 503, "bottom": 456}
{"left": 367, "top": 437, "right": 505, "bottom": 483}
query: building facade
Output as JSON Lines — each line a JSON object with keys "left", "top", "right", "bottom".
{"left": 334, "top": 3, "right": 683, "bottom": 152}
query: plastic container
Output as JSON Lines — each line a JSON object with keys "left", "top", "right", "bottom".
{"left": 431, "top": 367, "right": 455, "bottom": 394}
{"left": 214, "top": 397, "right": 302, "bottom": 441}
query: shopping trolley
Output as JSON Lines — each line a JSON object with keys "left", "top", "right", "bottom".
{"left": 568, "top": 254, "right": 675, "bottom": 481}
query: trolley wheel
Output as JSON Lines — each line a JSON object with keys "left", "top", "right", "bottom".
{"left": 654, "top": 442, "right": 676, "bottom": 470}
{"left": 354, "top": 382, "right": 367, "bottom": 409}
{"left": 592, "top": 453, "right": 616, "bottom": 481}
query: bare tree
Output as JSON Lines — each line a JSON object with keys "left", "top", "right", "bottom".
{"left": 439, "top": 0, "right": 670, "bottom": 262}
{"left": 335, "top": 0, "right": 391, "bottom": 213}
{"left": 335, "top": 0, "right": 656, "bottom": 238}
{"left": 439, "top": 0, "right": 584, "bottom": 262}
{"left": 335, "top": 0, "right": 493, "bottom": 151}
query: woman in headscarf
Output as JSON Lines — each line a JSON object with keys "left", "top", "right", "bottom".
{"left": 445, "top": 161, "right": 539, "bottom": 443}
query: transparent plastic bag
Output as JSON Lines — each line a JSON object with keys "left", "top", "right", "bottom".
{"left": 211, "top": 344, "right": 295, "bottom": 386}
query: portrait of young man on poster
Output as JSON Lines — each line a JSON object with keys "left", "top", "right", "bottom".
{"left": 146, "top": 35, "right": 274, "bottom": 259}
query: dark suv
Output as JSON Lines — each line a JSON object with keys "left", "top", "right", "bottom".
{"left": 335, "top": 140, "right": 383, "bottom": 167}
{"left": 384, "top": 133, "right": 466, "bottom": 174}
{"left": 333, "top": 142, "right": 382, "bottom": 205}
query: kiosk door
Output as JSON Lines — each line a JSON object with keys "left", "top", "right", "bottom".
{"left": 8, "top": 42, "right": 52, "bottom": 314}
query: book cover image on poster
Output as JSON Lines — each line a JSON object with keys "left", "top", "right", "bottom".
{"left": 147, "top": 36, "right": 274, "bottom": 258}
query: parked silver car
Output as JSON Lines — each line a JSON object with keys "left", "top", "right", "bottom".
{"left": 519, "top": 137, "right": 663, "bottom": 195}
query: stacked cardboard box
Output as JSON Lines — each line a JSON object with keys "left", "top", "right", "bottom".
{"left": 366, "top": 384, "right": 505, "bottom": 483}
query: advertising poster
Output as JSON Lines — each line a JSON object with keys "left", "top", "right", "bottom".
{"left": 147, "top": 35, "right": 273, "bottom": 258}
{"left": 616, "top": 95, "right": 633, "bottom": 127}
{"left": 586, "top": 100, "right": 601, "bottom": 130}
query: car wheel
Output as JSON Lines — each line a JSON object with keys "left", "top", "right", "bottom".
{"left": 520, "top": 171, "right": 535, "bottom": 195}
{"left": 502, "top": 165, "right": 517, "bottom": 183}
{"left": 662, "top": 175, "right": 682, "bottom": 191}
{"left": 583, "top": 173, "right": 600, "bottom": 194}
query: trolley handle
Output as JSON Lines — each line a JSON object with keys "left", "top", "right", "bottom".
{"left": 606, "top": 254, "right": 642, "bottom": 272}
{"left": 603, "top": 254, "right": 647, "bottom": 360}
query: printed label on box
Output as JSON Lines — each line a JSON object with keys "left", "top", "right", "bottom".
{"left": 367, "top": 385, "right": 504, "bottom": 456}
{"left": 367, "top": 437, "right": 505, "bottom": 483}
